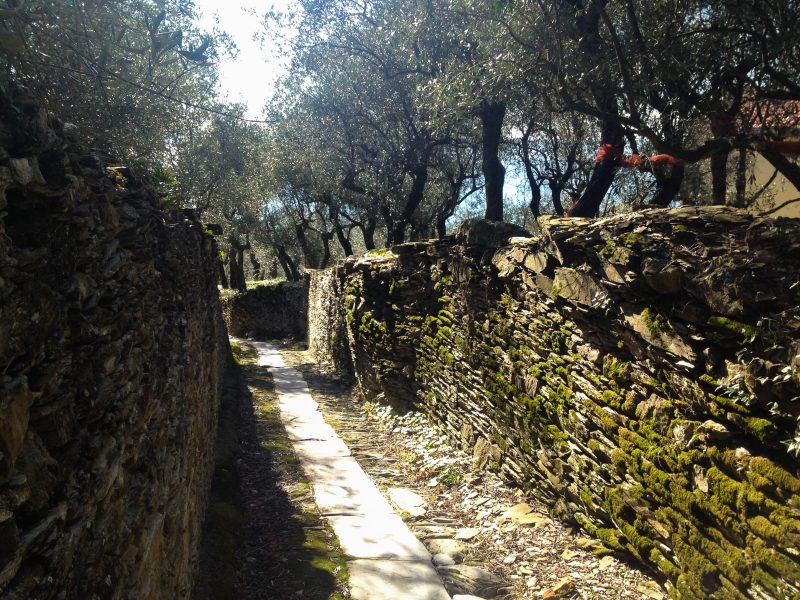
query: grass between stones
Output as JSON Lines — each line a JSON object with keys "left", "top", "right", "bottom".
{"left": 195, "top": 342, "right": 349, "bottom": 600}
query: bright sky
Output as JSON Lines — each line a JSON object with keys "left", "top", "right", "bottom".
{"left": 194, "top": 0, "right": 295, "bottom": 118}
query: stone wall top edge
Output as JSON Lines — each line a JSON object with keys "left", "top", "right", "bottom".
{"left": 322, "top": 206, "right": 800, "bottom": 277}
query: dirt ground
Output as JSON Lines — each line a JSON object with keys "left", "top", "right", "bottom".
{"left": 282, "top": 348, "right": 667, "bottom": 600}
{"left": 195, "top": 342, "right": 667, "bottom": 600}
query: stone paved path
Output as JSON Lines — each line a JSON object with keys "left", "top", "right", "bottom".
{"left": 251, "top": 341, "right": 451, "bottom": 600}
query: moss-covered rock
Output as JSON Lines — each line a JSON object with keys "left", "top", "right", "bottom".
{"left": 309, "top": 209, "right": 800, "bottom": 599}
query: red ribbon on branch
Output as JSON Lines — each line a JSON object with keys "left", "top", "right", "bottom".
{"left": 594, "top": 144, "right": 688, "bottom": 169}
{"left": 595, "top": 138, "right": 800, "bottom": 171}
{"left": 569, "top": 138, "right": 800, "bottom": 218}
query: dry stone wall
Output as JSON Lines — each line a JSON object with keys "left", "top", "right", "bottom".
{"left": 308, "top": 268, "right": 352, "bottom": 375}
{"left": 309, "top": 209, "right": 800, "bottom": 599}
{"left": 0, "top": 88, "right": 228, "bottom": 598}
{"left": 221, "top": 280, "right": 308, "bottom": 340}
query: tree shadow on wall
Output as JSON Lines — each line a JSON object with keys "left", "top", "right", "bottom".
{"left": 193, "top": 354, "right": 348, "bottom": 600}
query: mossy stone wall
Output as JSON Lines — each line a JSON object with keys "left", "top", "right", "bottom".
{"left": 310, "top": 208, "right": 800, "bottom": 599}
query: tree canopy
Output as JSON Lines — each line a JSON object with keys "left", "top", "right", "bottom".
{"left": 4, "top": 0, "right": 798, "bottom": 288}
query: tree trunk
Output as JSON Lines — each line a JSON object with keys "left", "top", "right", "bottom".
{"left": 319, "top": 232, "right": 332, "bottom": 269}
{"left": 710, "top": 148, "right": 729, "bottom": 205}
{"left": 522, "top": 162, "right": 542, "bottom": 218}
{"left": 229, "top": 252, "right": 246, "bottom": 292}
{"left": 480, "top": 100, "right": 506, "bottom": 221}
{"left": 523, "top": 179, "right": 539, "bottom": 217}
{"left": 567, "top": 108, "right": 624, "bottom": 217}
{"left": 212, "top": 239, "right": 228, "bottom": 289}
{"left": 520, "top": 124, "right": 542, "bottom": 218}
{"left": 236, "top": 248, "right": 247, "bottom": 289}
{"left": 217, "top": 258, "right": 229, "bottom": 289}
{"left": 275, "top": 244, "right": 301, "bottom": 281}
{"left": 227, "top": 253, "right": 236, "bottom": 289}
{"left": 249, "top": 252, "right": 262, "bottom": 281}
{"left": 651, "top": 164, "right": 685, "bottom": 207}
{"left": 733, "top": 149, "right": 748, "bottom": 208}
{"left": 389, "top": 224, "right": 406, "bottom": 246}
{"left": 390, "top": 161, "right": 429, "bottom": 245}
{"left": 548, "top": 181, "right": 565, "bottom": 216}
{"left": 275, "top": 248, "right": 291, "bottom": 280}
{"left": 268, "top": 258, "right": 278, "bottom": 279}
{"left": 564, "top": 0, "right": 623, "bottom": 218}
{"left": 331, "top": 207, "right": 354, "bottom": 256}
{"left": 436, "top": 215, "right": 448, "bottom": 238}
{"left": 409, "top": 218, "right": 429, "bottom": 241}
{"left": 436, "top": 185, "right": 460, "bottom": 239}
{"left": 228, "top": 235, "right": 249, "bottom": 291}
{"left": 295, "top": 221, "right": 316, "bottom": 268}
{"left": 758, "top": 144, "right": 800, "bottom": 192}
{"left": 380, "top": 203, "right": 394, "bottom": 248}
{"left": 361, "top": 216, "right": 377, "bottom": 250}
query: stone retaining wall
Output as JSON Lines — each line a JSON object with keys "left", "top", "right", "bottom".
{"left": 221, "top": 280, "right": 308, "bottom": 340}
{"left": 309, "top": 209, "right": 800, "bottom": 599}
{"left": 308, "top": 268, "right": 352, "bottom": 375}
{"left": 0, "top": 88, "right": 228, "bottom": 598}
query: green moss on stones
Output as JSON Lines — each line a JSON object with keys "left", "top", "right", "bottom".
{"left": 579, "top": 487, "right": 596, "bottom": 509}
{"left": 331, "top": 238, "right": 800, "bottom": 597}
{"left": 746, "top": 418, "right": 777, "bottom": 443}
{"left": 543, "top": 424, "right": 568, "bottom": 446}
{"left": 707, "top": 393, "right": 749, "bottom": 415}
{"left": 748, "top": 457, "right": 800, "bottom": 495}
{"left": 603, "top": 356, "right": 626, "bottom": 379}
{"left": 749, "top": 515, "right": 784, "bottom": 544}
{"left": 642, "top": 307, "right": 670, "bottom": 339}
{"left": 698, "top": 374, "right": 717, "bottom": 386}
{"left": 708, "top": 315, "right": 759, "bottom": 339}
{"left": 649, "top": 548, "right": 680, "bottom": 579}
{"left": 491, "top": 431, "right": 510, "bottom": 452}
{"left": 601, "top": 389, "right": 625, "bottom": 410}
{"left": 594, "top": 527, "right": 626, "bottom": 551}
{"left": 673, "top": 538, "right": 719, "bottom": 590}
{"left": 622, "top": 232, "right": 647, "bottom": 246}
{"left": 433, "top": 275, "right": 452, "bottom": 292}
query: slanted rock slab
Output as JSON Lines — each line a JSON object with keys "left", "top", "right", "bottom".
{"left": 542, "top": 576, "right": 576, "bottom": 599}
{"left": 433, "top": 553, "right": 456, "bottom": 566}
{"left": 426, "top": 538, "right": 466, "bottom": 561}
{"left": 438, "top": 564, "right": 506, "bottom": 598}
{"left": 388, "top": 487, "right": 427, "bottom": 517}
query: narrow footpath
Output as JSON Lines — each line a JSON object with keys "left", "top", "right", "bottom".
{"left": 195, "top": 340, "right": 665, "bottom": 600}
{"left": 253, "top": 341, "right": 451, "bottom": 600}
{"left": 194, "top": 341, "right": 349, "bottom": 600}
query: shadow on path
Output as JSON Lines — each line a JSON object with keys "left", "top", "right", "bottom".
{"left": 193, "top": 344, "right": 348, "bottom": 600}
